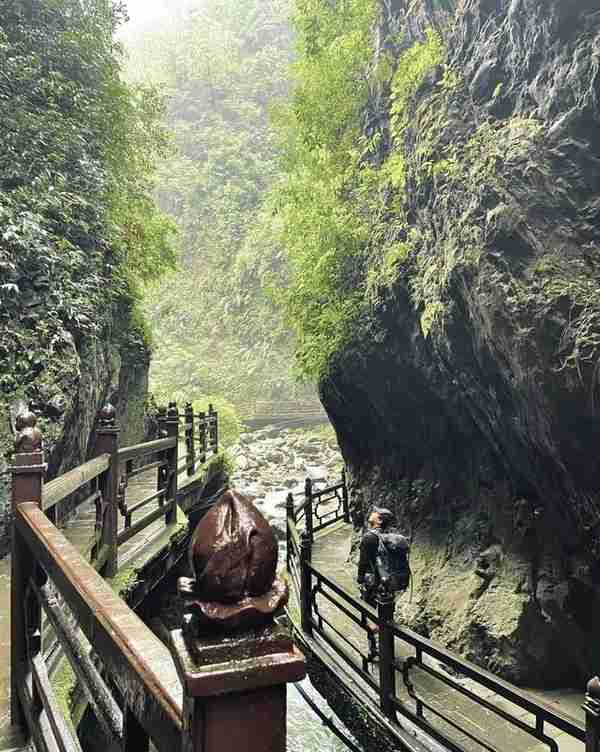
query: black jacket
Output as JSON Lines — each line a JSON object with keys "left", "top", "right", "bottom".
{"left": 357, "top": 530, "right": 381, "bottom": 584}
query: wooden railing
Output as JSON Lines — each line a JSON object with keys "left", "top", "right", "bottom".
{"left": 10, "top": 404, "right": 305, "bottom": 752}
{"left": 9, "top": 400, "right": 219, "bottom": 752}
{"left": 286, "top": 486, "right": 600, "bottom": 752}
{"left": 10, "top": 411, "right": 186, "bottom": 752}
{"left": 179, "top": 402, "right": 218, "bottom": 477}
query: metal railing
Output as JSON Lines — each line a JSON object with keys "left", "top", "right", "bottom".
{"left": 286, "top": 489, "right": 599, "bottom": 752}
{"left": 288, "top": 470, "right": 349, "bottom": 540}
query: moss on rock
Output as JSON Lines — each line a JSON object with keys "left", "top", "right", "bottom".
{"left": 317, "top": 0, "right": 600, "bottom": 686}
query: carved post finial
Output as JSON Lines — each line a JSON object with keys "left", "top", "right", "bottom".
{"left": 98, "top": 403, "right": 117, "bottom": 429}
{"left": 157, "top": 405, "right": 168, "bottom": 439}
{"left": 179, "top": 490, "right": 288, "bottom": 634}
{"left": 588, "top": 676, "right": 600, "bottom": 700}
{"left": 14, "top": 410, "right": 42, "bottom": 454}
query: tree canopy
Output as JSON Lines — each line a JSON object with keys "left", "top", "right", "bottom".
{"left": 123, "top": 0, "right": 317, "bottom": 404}
{"left": 0, "top": 0, "right": 175, "bottom": 400}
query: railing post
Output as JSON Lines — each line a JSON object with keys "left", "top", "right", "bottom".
{"left": 377, "top": 583, "right": 397, "bottom": 722}
{"left": 304, "top": 477, "right": 314, "bottom": 540}
{"left": 300, "top": 531, "right": 313, "bottom": 636}
{"left": 341, "top": 468, "right": 350, "bottom": 523}
{"left": 94, "top": 404, "right": 120, "bottom": 578}
{"left": 286, "top": 493, "right": 294, "bottom": 571}
{"left": 172, "top": 616, "right": 305, "bottom": 752}
{"left": 165, "top": 402, "right": 179, "bottom": 526}
{"left": 209, "top": 403, "right": 219, "bottom": 454}
{"left": 185, "top": 402, "right": 195, "bottom": 477}
{"left": 157, "top": 405, "right": 168, "bottom": 437}
{"left": 10, "top": 410, "right": 45, "bottom": 730}
{"left": 198, "top": 410, "right": 207, "bottom": 465}
{"left": 585, "top": 677, "right": 600, "bottom": 751}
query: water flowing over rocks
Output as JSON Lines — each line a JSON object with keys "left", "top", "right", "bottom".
{"left": 228, "top": 427, "right": 344, "bottom": 541}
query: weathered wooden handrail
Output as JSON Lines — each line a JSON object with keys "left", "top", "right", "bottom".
{"left": 117, "top": 436, "right": 177, "bottom": 463}
{"left": 16, "top": 502, "right": 182, "bottom": 751}
{"left": 9, "top": 401, "right": 226, "bottom": 752}
{"left": 42, "top": 454, "right": 110, "bottom": 511}
{"left": 30, "top": 651, "right": 83, "bottom": 752}
{"left": 117, "top": 502, "right": 173, "bottom": 545}
{"left": 32, "top": 578, "right": 123, "bottom": 744}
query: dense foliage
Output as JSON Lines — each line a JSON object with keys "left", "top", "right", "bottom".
{"left": 276, "top": 2, "right": 449, "bottom": 379}
{"left": 275, "top": 0, "right": 378, "bottom": 379}
{"left": 0, "top": 0, "right": 175, "bottom": 404}
{"left": 123, "top": 0, "right": 315, "bottom": 405}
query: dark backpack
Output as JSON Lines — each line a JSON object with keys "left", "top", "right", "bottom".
{"left": 374, "top": 531, "right": 410, "bottom": 592}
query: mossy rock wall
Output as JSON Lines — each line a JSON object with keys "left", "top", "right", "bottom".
{"left": 0, "top": 330, "right": 150, "bottom": 555}
{"left": 321, "top": 0, "right": 600, "bottom": 686}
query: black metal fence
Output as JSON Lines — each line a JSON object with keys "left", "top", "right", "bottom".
{"left": 286, "top": 484, "right": 598, "bottom": 752}
{"left": 289, "top": 470, "right": 350, "bottom": 540}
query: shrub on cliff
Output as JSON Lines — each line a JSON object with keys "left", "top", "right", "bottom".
{"left": 0, "top": 0, "right": 175, "bottom": 405}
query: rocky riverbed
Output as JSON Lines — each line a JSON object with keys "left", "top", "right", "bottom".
{"left": 227, "top": 425, "right": 345, "bottom": 540}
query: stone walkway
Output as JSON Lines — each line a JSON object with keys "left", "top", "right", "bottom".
{"left": 0, "top": 469, "right": 185, "bottom": 751}
{"left": 311, "top": 524, "right": 586, "bottom": 752}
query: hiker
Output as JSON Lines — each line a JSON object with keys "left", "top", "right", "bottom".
{"left": 357, "top": 506, "right": 411, "bottom": 602}
{"left": 357, "top": 506, "right": 410, "bottom": 660}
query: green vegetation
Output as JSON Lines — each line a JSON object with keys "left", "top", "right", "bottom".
{"left": 116, "top": 1, "right": 450, "bottom": 389}
{"left": 51, "top": 659, "right": 78, "bottom": 737}
{"left": 108, "top": 563, "right": 141, "bottom": 596}
{"left": 0, "top": 0, "right": 175, "bottom": 407}
{"left": 122, "top": 0, "right": 315, "bottom": 404}
{"left": 275, "top": 4, "right": 451, "bottom": 378}
{"left": 275, "top": 0, "right": 378, "bottom": 380}
{"left": 385, "top": 27, "right": 445, "bottom": 191}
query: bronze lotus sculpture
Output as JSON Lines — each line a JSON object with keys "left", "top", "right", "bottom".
{"left": 179, "top": 489, "right": 288, "bottom": 633}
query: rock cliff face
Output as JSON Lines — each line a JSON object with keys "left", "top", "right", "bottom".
{"left": 321, "top": 0, "right": 600, "bottom": 686}
{"left": 0, "top": 335, "right": 150, "bottom": 555}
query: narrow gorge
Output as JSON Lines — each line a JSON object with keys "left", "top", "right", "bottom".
{"left": 313, "top": 0, "right": 600, "bottom": 687}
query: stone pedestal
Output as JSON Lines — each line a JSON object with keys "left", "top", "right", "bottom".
{"left": 170, "top": 621, "right": 306, "bottom": 752}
